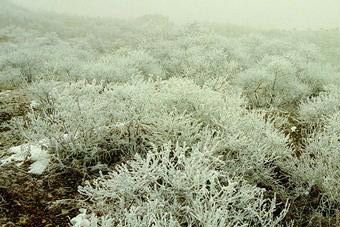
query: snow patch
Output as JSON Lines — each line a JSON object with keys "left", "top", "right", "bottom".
{"left": 291, "top": 126, "right": 297, "bottom": 132}
{"left": 30, "top": 100, "right": 40, "bottom": 109}
{"left": 1, "top": 142, "right": 50, "bottom": 175}
{"left": 70, "top": 209, "right": 91, "bottom": 227}
{"left": 1, "top": 143, "right": 31, "bottom": 165}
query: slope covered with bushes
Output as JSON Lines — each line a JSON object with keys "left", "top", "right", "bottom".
{"left": 1, "top": 1, "right": 340, "bottom": 226}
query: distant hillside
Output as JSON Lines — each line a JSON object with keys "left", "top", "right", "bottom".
{"left": 2, "top": 0, "right": 340, "bottom": 69}
{"left": 0, "top": 0, "right": 41, "bottom": 28}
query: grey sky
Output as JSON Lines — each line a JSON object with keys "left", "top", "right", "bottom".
{"left": 10, "top": 0, "right": 340, "bottom": 29}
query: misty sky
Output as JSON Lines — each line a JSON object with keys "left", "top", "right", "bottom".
{"left": 11, "top": 0, "right": 340, "bottom": 29}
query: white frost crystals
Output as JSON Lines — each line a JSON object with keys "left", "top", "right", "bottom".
{"left": 70, "top": 209, "right": 113, "bottom": 227}
{"left": 0, "top": 141, "right": 50, "bottom": 175}
{"left": 70, "top": 209, "right": 91, "bottom": 227}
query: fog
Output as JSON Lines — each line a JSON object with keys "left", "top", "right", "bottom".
{"left": 9, "top": 0, "right": 340, "bottom": 30}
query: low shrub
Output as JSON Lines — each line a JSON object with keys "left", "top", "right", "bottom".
{"left": 73, "top": 143, "right": 289, "bottom": 227}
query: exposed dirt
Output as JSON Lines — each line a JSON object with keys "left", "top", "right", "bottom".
{"left": 0, "top": 164, "right": 83, "bottom": 227}
{"left": 0, "top": 89, "right": 28, "bottom": 151}
{"left": 0, "top": 90, "right": 83, "bottom": 227}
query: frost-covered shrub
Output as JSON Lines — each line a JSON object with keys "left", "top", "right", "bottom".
{"left": 15, "top": 78, "right": 291, "bottom": 185}
{"left": 299, "top": 85, "right": 340, "bottom": 125}
{"left": 235, "top": 56, "right": 307, "bottom": 108}
{"left": 287, "top": 111, "right": 340, "bottom": 203}
{"left": 144, "top": 34, "right": 245, "bottom": 83}
{"left": 234, "top": 54, "right": 338, "bottom": 108}
{"left": 0, "top": 45, "right": 42, "bottom": 84}
{"left": 78, "top": 50, "right": 165, "bottom": 83}
{"left": 213, "top": 110, "right": 291, "bottom": 185}
{"left": 238, "top": 35, "right": 321, "bottom": 67}
{"left": 149, "top": 78, "right": 292, "bottom": 184}
{"left": 13, "top": 79, "right": 222, "bottom": 164}
{"left": 14, "top": 78, "right": 233, "bottom": 164}
{"left": 15, "top": 81, "right": 121, "bottom": 164}
{"left": 74, "top": 143, "right": 288, "bottom": 227}
{"left": 0, "top": 31, "right": 94, "bottom": 85}
{"left": 237, "top": 35, "right": 292, "bottom": 66}
{"left": 295, "top": 63, "right": 338, "bottom": 94}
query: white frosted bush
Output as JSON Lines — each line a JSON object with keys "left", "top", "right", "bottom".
{"left": 238, "top": 35, "right": 321, "bottom": 66}
{"left": 234, "top": 54, "right": 338, "bottom": 108}
{"left": 14, "top": 78, "right": 235, "bottom": 164}
{"left": 234, "top": 56, "right": 307, "bottom": 107}
{"left": 147, "top": 79, "right": 292, "bottom": 183}
{"left": 240, "top": 36, "right": 291, "bottom": 65}
{"left": 0, "top": 32, "right": 94, "bottom": 84}
{"left": 287, "top": 111, "right": 340, "bottom": 203}
{"left": 78, "top": 50, "right": 165, "bottom": 83}
{"left": 15, "top": 78, "right": 291, "bottom": 186}
{"left": 297, "top": 63, "right": 339, "bottom": 94}
{"left": 215, "top": 110, "right": 291, "bottom": 183}
{"left": 74, "top": 143, "right": 288, "bottom": 227}
{"left": 144, "top": 34, "right": 245, "bottom": 83}
{"left": 299, "top": 85, "right": 340, "bottom": 125}
{"left": 0, "top": 47, "right": 42, "bottom": 84}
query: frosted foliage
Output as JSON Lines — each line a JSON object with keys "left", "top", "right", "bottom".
{"left": 17, "top": 79, "right": 240, "bottom": 163}
{"left": 78, "top": 50, "right": 165, "bottom": 83}
{"left": 16, "top": 78, "right": 291, "bottom": 185}
{"left": 215, "top": 110, "right": 291, "bottom": 183}
{"left": 4, "top": 6, "right": 340, "bottom": 225}
{"left": 299, "top": 86, "right": 340, "bottom": 124}
{"left": 288, "top": 111, "right": 340, "bottom": 203}
{"left": 75, "top": 144, "right": 288, "bottom": 227}
{"left": 0, "top": 32, "right": 93, "bottom": 85}
{"left": 234, "top": 54, "right": 338, "bottom": 108}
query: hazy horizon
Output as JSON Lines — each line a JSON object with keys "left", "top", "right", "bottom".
{"left": 9, "top": 0, "right": 340, "bottom": 30}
